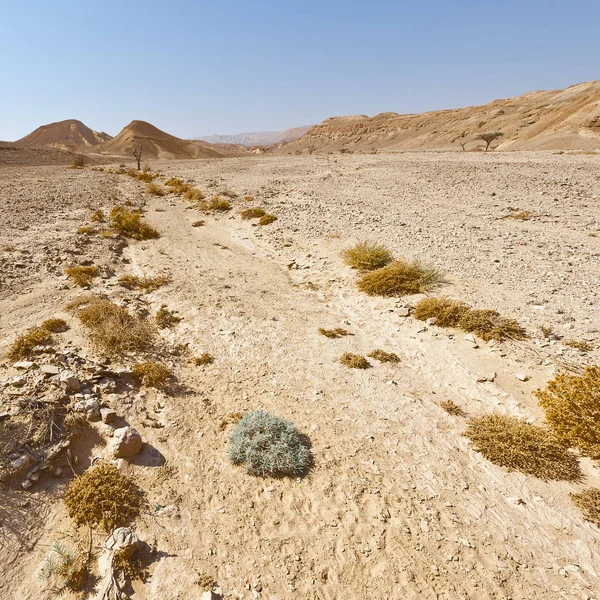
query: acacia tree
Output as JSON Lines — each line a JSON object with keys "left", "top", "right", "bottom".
{"left": 475, "top": 132, "right": 504, "bottom": 151}
{"left": 132, "top": 142, "right": 143, "bottom": 170}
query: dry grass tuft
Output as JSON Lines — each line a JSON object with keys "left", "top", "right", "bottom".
{"left": 67, "top": 295, "right": 155, "bottom": 356}
{"left": 118, "top": 274, "right": 169, "bottom": 292}
{"left": 164, "top": 177, "right": 184, "bottom": 187}
{"left": 64, "top": 462, "right": 145, "bottom": 532}
{"left": 535, "top": 366, "right": 600, "bottom": 459}
{"left": 41, "top": 318, "right": 68, "bottom": 333}
{"left": 65, "top": 266, "right": 100, "bottom": 287}
{"left": 184, "top": 188, "right": 205, "bottom": 201}
{"left": 90, "top": 209, "right": 105, "bottom": 223}
{"left": 342, "top": 241, "right": 393, "bottom": 271}
{"left": 565, "top": 339, "right": 593, "bottom": 352}
{"left": 504, "top": 210, "right": 533, "bottom": 221}
{"left": 193, "top": 352, "right": 215, "bottom": 366}
{"left": 132, "top": 361, "right": 173, "bottom": 388}
{"left": 357, "top": 259, "right": 440, "bottom": 297}
{"left": 464, "top": 414, "right": 581, "bottom": 481}
{"left": 340, "top": 352, "right": 370, "bottom": 369}
{"left": 440, "top": 400, "right": 466, "bottom": 416}
{"left": 198, "top": 196, "right": 232, "bottom": 212}
{"left": 240, "top": 208, "right": 266, "bottom": 220}
{"left": 413, "top": 297, "right": 469, "bottom": 327}
{"left": 258, "top": 214, "right": 277, "bottom": 225}
{"left": 77, "top": 226, "right": 95, "bottom": 235}
{"left": 367, "top": 349, "right": 400, "bottom": 363}
{"left": 570, "top": 488, "right": 600, "bottom": 526}
{"left": 7, "top": 327, "right": 53, "bottom": 360}
{"left": 192, "top": 220, "right": 205, "bottom": 227}
{"left": 458, "top": 309, "right": 527, "bottom": 342}
{"left": 109, "top": 206, "right": 160, "bottom": 240}
{"left": 155, "top": 305, "right": 182, "bottom": 329}
{"left": 318, "top": 327, "right": 351, "bottom": 338}
{"left": 146, "top": 182, "right": 165, "bottom": 196}
{"left": 137, "top": 172, "right": 157, "bottom": 183}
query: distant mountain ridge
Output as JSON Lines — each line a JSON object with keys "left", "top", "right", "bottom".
{"left": 198, "top": 125, "right": 312, "bottom": 147}
{"left": 16, "top": 119, "right": 112, "bottom": 151}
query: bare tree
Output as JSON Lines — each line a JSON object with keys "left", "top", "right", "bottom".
{"left": 475, "top": 132, "right": 504, "bottom": 151}
{"left": 307, "top": 144, "right": 316, "bottom": 155}
{"left": 459, "top": 141, "right": 467, "bottom": 151}
{"left": 132, "top": 142, "right": 143, "bottom": 171}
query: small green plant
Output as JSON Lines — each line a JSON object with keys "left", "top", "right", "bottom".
{"left": 64, "top": 462, "right": 146, "bottom": 532}
{"left": 342, "top": 241, "right": 392, "bottom": 271}
{"left": 109, "top": 206, "right": 160, "bottom": 240}
{"left": 357, "top": 259, "right": 440, "bottom": 297}
{"left": 318, "top": 327, "right": 351, "bottom": 338}
{"left": 440, "top": 400, "right": 466, "bottom": 416}
{"left": 41, "top": 318, "right": 68, "bottom": 333}
{"left": 464, "top": 414, "right": 581, "bottom": 481}
{"left": 40, "top": 543, "right": 86, "bottom": 592}
{"left": 240, "top": 207, "right": 266, "bottom": 220}
{"left": 155, "top": 305, "right": 182, "bottom": 329}
{"left": 193, "top": 352, "right": 214, "bottom": 366}
{"left": 228, "top": 410, "right": 311, "bottom": 477}
{"left": 340, "top": 352, "right": 370, "bottom": 369}
{"left": 258, "top": 213, "right": 277, "bottom": 225}
{"left": 132, "top": 361, "right": 173, "bottom": 388}
{"left": 65, "top": 265, "right": 100, "bottom": 287}
{"left": 570, "top": 488, "right": 600, "bottom": 526}
{"left": 118, "top": 274, "right": 169, "bottom": 292}
{"left": 8, "top": 327, "right": 53, "bottom": 360}
{"left": 367, "top": 349, "right": 400, "bottom": 363}
{"left": 198, "top": 196, "right": 232, "bottom": 212}
{"left": 535, "top": 366, "right": 600, "bottom": 459}
{"left": 145, "top": 182, "right": 165, "bottom": 196}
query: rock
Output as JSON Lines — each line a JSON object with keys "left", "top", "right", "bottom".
{"left": 10, "top": 376, "right": 26, "bottom": 387}
{"left": 41, "top": 365, "right": 60, "bottom": 376}
{"left": 53, "top": 467, "right": 63, "bottom": 477}
{"left": 515, "top": 373, "right": 530, "bottom": 382}
{"left": 73, "top": 399, "right": 100, "bottom": 414}
{"left": 397, "top": 307, "right": 411, "bottom": 317}
{"left": 13, "top": 361, "right": 35, "bottom": 370}
{"left": 21, "top": 479, "right": 33, "bottom": 490}
{"left": 0, "top": 412, "right": 10, "bottom": 420}
{"left": 476, "top": 371, "right": 496, "bottom": 383}
{"left": 506, "top": 497, "right": 526, "bottom": 506}
{"left": 112, "top": 426, "right": 143, "bottom": 458}
{"left": 100, "top": 407, "right": 116, "bottom": 424}
{"left": 201, "top": 592, "right": 218, "bottom": 600}
{"left": 60, "top": 370, "right": 80, "bottom": 393}
{"left": 104, "top": 527, "right": 140, "bottom": 554}
{"left": 9, "top": 454, "right": 31, "bottom": 474}
{"left": 425, "top": 317, "right": 437, "bottom": 326}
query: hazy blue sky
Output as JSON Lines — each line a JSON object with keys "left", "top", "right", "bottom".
{"left": 1, "top": 1, "right": 598, "bottom": 141}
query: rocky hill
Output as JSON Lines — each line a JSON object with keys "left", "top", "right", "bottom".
{"left": 199, "top": 125, "right": 312, "bottom": 147}
{"left": 96, "top": 120, "right": 226, "bottom": 159}
{"left": 280, "top": 81, "right": 600, "bottom": 153}
{"left": 16, "top": 119, "right": 112, "bottom": 151}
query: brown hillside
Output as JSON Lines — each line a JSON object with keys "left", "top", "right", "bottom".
{"left": 96, "top": 120, "right": 225, "bottom": 159}
{"left": 0, "top": 141, "right": 83, "bottom": 167}
{"left": 16, "top": 119, "right": 112, "bottom": 151}
{"left": 280, "top": 81, "right": 600, "bottom": 153}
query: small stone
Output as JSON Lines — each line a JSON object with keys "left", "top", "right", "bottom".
{"left": 60, "top": 371, "right": 80, "bottom": 393}
{"left": 476, "top": 371, "right": 496, "bottom": 383}
{"left": 506, "top": 497, "right": 526, "bottom": 506}
{"left": 10, "top": 376, "right": 27, "bottom": 387}
{"left": 104, "top": 527, "right": 140, "bottom": 553}
{"left": 515, "top": 373, "right": 530, "bottom": 382}
{"left": 21, "top": 479, "right": 33, "bottom": 490}
{"left": 9, "top": 454, "right": 31, "bottom": 474}
{"left": 100, "top": 407, "right": 116, "bottom": 423}
{"left": 41, "top": 365, "right": 60, "bottom": 376}
{"left": 13, "top": 361, "right": 35, "bottom": 370}
{"left": 112, "top": 426, "right": 143, "bottom": 458}
{"left": 53, "top": 467, "right": 63, "bottom": 477}
{"left": 397, "top": 307, "right": 410, "bottom": 317}
{"left": 74, "top": 399, "right": 100, "bottom": 414}
{"left": 425, "top": 317, "right": 437, "bottom": 326}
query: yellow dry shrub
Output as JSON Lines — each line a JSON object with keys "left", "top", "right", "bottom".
{"left": 132, "top": 361, "right": 173, "bottom": 388}
{"left": 239, "top": 208, "right": 266, "bottom": 220}
{"left": 184, "top": 188, "right": 205, "bottom": 201}
{"left": 65, "top": 266, "right": 99, "bottom": 287}
{"left": 145, "top": 182, "right": 165, "bottom": 196}
{"left": 367, "top": 349, "right": 400, "bottom": 363}
{"left": 357, "top": 259, "right": 440, "bottom": 297}
{"left": 109, "top": 206, "right": 160, "bottom": 240}
{"left": 118, "top": 274, "right": 169, "bottom": 292}
{"left": 340, "top": 353, "right": 370, "bottom": 369}
{"left": 570, "top": 488, "right": 600, "bottom": 526}
{"left": 413, "top": 297, "right": 469, "bottom": 327}
{"left": 258, "top": 214, "right": 277, "bottom": 225}
{"left": 342, "top": 241, "right": 392, "bottom": 271}
{"left": 198, "top": 196, "right": 232, "bottom": 212}
{"left": 7, "top": 327, "right": 53, "bottom": 360}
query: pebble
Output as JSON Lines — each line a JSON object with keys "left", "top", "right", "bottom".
{"left": 515, "top": 373, "right": 530, "bottom": 381}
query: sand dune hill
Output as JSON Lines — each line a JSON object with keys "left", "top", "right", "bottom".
{"left": 96, "top": 120, "right": 226, "bottom": 159}
{"left": 16, "top": 119, "right": 112, "bottom": 151}
{"left": 0, "top": 141, "right": 81, "bottom": 166}
{"left": 281, "top": 80, "right": 600, "bottom": 153}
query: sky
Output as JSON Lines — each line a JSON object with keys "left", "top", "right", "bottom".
{"left": 1, "top": 0, "right": 599, "bottom": 141}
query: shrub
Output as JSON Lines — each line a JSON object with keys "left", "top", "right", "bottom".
{"left": 113, "top": 546, "right": 148, "bottom": 582}
{"left": 463, "top": 414, "right": 581, "bottom": 481}
{"left": 367, "top": 349, "right": 400, "bottom": 363}
{"left": 458, "top": 309, "right": 527, "bottom": 342}
{"left": 192, "top": 352, "right": 214, "bottom": 366}
{"left": 137, "top": 172, "right": 156, "bottom": 183}
{"left": 240, "top": 208, "right": 266, "bottom": 220}
{"left": 535, "top": 366, "right": 600, "bottom": 459}
{"left": 71, "top": 155, "right": 85, "bottom": 168}
{"left": 192, "top": 220, "right": 205, "bottom": 227}
{"left": 132, "top": 361, "right": 173, "bottom": 388}
{"left": 8, "top": 327, "right": 53, "bottom": 360}
{"left": 41, "top": 318, "right": 68, "bottom": 333}
{"left": 91, "top": 210, "right": 105, "bottom": 223}
{"left": 413, "top": 297, "right": 469, "bottom": 327}
{"left": 164, "top": 177, "right": 184, "bottom": 187}
{"left": 228, "top": 410, "right": 311, "bottom": 477}
{"left": 40, "top": 543, "right": 86, "bottom": 592}
{"left": 440, "top": 400, "right": 466, "bottom": 416}
{"left": 357, "top": 259, "right": 440, "bottom": 297}
{"left": 198, "top": 196, "right": 232, "bottom": 212}
{"left": 109, "top": 206, "right": 160, "bottom": 240}
{"left": 318, "top": 327, "right": 351, "bottom": 338}
{"left": 65, "top": 265, "right": 100, "bottom": 287}
{"left": 155, "top": 305, "right": 182, "bottom": 329}
{"left": 565, "top": 339, "right": 593, "bottom": 352}
{"left": 68, "top": 295, "right": 155, "bottom": 355}
{"left": 570, "top": 488, "right": 600, "bottom": 526}
{"left": 145, "top": 182, "right": 165, "bottom": 196}
{"left": 64, "top": 462, "right": 145, "bottom": 532}
{"left": 342, "top": 241, "right": 392, "bottom": 271}
{"left": 165, "top": 178, "right": 191, "bottom": 195}
{"left": 184, "top": 188, "right": 205, "bottom": 201}
{"left": 340, "top": 352, "right": 370, "bottom": 369}
{"left": 77, "top": 226, "right": 95, "bottom": 235}
{"left": 504, "top": 210, "right": 533, "bottom": 221}
{"left": 258, "top": 214, "right": 277, "bottom": 225}
{"left": 118, "top": 274, "right": 169, "bottom": 292}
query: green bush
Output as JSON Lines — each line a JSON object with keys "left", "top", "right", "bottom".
{"left": 228, "top": 410, "right": 311, "bottom": 477}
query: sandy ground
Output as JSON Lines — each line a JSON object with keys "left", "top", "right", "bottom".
{"left": 1, "top": 152, "right": 599, "bottom": 600}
